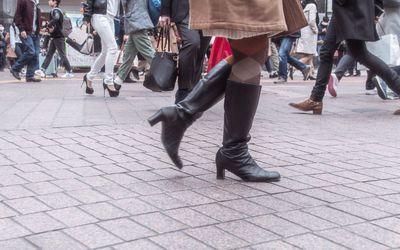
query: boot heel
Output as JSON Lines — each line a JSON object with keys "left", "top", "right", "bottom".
{"left": 216, "top": 165, "right": 225, "bottom": 179}
{"left": 313, "top": 108, "right": 322, "bottom": 115}
{"left": 148, "top": 110, "right": 163, "bottom": 126}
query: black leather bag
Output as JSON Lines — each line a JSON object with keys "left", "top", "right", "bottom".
{"left": 143, "top": 27, "right": 178, "bottom": 92}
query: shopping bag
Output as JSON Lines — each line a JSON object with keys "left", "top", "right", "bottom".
{"left": 207, "top": 37, "right": 232, "bottom": 72}
{"left": 68, "top": 25, "right": 88, "bottom": 45}
{"left": 366, "top": 34, "right": 400, "bottom": 67}
{"left": 80, "top": 34, "right": 94, "bottom": 55}
{"left": 272, "top": 0, "right": 308, "bottom": 38}
{"left": 143, "top": 27, "right": 178, "bottom": 92}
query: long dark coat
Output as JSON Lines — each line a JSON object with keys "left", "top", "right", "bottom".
{"left": 332, "top": 0, "right": 384, "bottom": 42}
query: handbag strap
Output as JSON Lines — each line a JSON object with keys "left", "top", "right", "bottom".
{"left": 156, "top": 27, "right": 172, "bottom": 52}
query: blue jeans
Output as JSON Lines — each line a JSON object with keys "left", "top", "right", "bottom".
{"left": 278, "top": 37, "right": 307, "bottom": 79}
{"left": 12, "top": 34, "right": 40, "bottom": 78}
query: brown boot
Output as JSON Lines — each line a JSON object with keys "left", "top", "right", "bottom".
{"left": 289, "top": 98, "right": 323, "bottom": 115}
{"left": 394, "top": 109, "right": 400, "bottom": 115}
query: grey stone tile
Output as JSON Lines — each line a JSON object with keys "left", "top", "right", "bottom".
{"left": 113, "top": 239, "right": 163, "bottom": 250}
{"left": 37, "top": 192, "right": 81, "bottom": 209}
{"left": 252, "top": 240, "right": 300, "bottom": 250}
{"left": 80, "top": 202, "right": 129, "bottom": 220}
{"left": 14, "top": 212, "right": 64, "bottom": 233}
{"left": 67, "top": 188, "right": 110, "bottom": 204}
{"left": 217, "top": 220, "right": 280, "bottom": 244}
{"left": 247, "top": 215, "right": 309, "bottom": 237}
{"left": 132, "top": 212, "right": 187, "bottom": 233}
{"left": 317, "top": 228, "right": 388, "bottom": 250}
{"left": 139, "top": 193, "right": 187, "bottom": 210}
{"left": 0, "top": 218, "right": 31, "bottom": 241}
{"left": 52, "top": 179, "right": 91, "bottom": 191}
{"left": 0, "top": 203, "right": 18, "bottom": 218}
{"left": 277, "top": 210, "right": 337, "bottom": 231}
{"left": 285, "top": 233, "right": 348, "bottom": 250}
{"left": 273, "top": 192, "right": 327, "bottom": 208}
{"left": 95, "top": 184, "right": 137, "bottom": 199}
{"left": 5, "top": 197, "right": 50, "bottom": 214}
{"left": 150, "top": 232, "right": 211, "bottom": 250}
{"left": 164, "top": 208, "right": 218, "bottom": 227}
{"left": 111, "top": 197, "right": 158, "bottom": 215}
{"left": 356, "top": 197, "right": 400, "bottom": 214}
{"left": 220, "top": 199, "right": 274, "bottom": 216}
{"left": 168, "top": 190, "right": 215, "bottom": 206}
{"left": 64, "top": 224, "right": 122, "bottom": 248}
{"left": 0, "top": 239, "right": 36, "bottom": 250}
{"left": 185, "top": 226, "right": 248, "bottom": 249}
{"left": 98, "top": 218, "right": 154, "bottom": 241}
{"left": 47, "top": 207, "right": 98, "bottom": 227}
{"left": 247, "top": 195, "right": 300, "bottom": 212}
{"left": 26, "top": 231, "right": 87, "bottom": 250}
{"left": 372, "top": 217, "right": 400, "bottom": 234}
{"left": 192, "top": 203, "right": 246, "bottom": 222}
{"left": 298, "top": 188, "right": 348, "bottom": 203}
{"left": 329, "top": 201, "right": 390, "bottom": 220}
{"left": 24, "top": 182, "right": 63, "bottom": 195}
{"left": 303, "top": 206, "right": 364, "bottom": 226}
{"left": 323, "top": 185, "right": 373, "bottom": 199}
{"left": 0, "top": 185, "right": 35, "bottom": 199}
{"left": 125, "top": 182, "right": 164, "bottom": 196}
{"left": 347, "top": 223, "right": 400, "bottom": 248}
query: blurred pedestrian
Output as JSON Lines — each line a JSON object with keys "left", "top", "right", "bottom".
{"left": 82, "top": 0, "right": 121, "bottom": 97}
{"left": 149, "top": 0, "right": 307, "bottom": 181}
{"left": 0, "top": 25, "right": 6, "bottom": 71}
{"left": 11, "top": 0, "right": 42, "bottom": 82}
{"left": 159, "top": 0, "right": 211, "bottom": 103}
{"left": 8, "top": 23, "right": 23, "bottom": 66}
{"left": 113, "top": 0, "right": 155, "bottom": 91}
{"left": 290, "top": 0, "right": 400, "bottom": 115}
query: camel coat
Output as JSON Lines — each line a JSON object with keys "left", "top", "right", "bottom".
{"left": 189, "top": 0, "right": 307, "bottom": 39}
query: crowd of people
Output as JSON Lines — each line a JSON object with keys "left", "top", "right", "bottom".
{"left": 1, "top": 0, "right": 399, "bottom": 181}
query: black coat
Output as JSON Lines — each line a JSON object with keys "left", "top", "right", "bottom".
{"left": 332, "top": 0, "right": 384, "bottom": 42}
{"left": 160, "top": 0, "right": 189, "bottom": 23}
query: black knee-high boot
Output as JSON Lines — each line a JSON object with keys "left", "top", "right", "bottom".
{"left": 215, "top": 81, "right": 280, "bottom": 182}
{"left": 148, "top": 59, "right": 232, "bottom": 169}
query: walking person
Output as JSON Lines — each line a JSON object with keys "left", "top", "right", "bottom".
{"left": 289, "top": 0, "right": 400, "bottom": 115}
{"left": 273, "top": 33, "right": 311, "bottom": 84}
{"left": 296, "top": 0, "right": 319, "bottom": 80}
{"left": 82, "top": 0, "right": 122, "bottom": 97}
{"left": 39, "top": 0, "right": 74, "bottom": 78}
{"left": 113, "top": 0, "right": 155, "bottom": 90}
{"left": 159, "top": 0, "right": 211, "bottom": 103}
{"left": 0, "top": 25, "right": 6, "bottom": 71}
{"left": 10, "top": 0, "right": 41, "bottom": 82}
{"left": 9, "top": 23, "right": 23, "bottom": 67}
{"left": 148, "top": 0, "right": 307, "bottom": 182}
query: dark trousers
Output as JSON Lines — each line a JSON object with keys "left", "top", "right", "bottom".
{"left": 12, "top": 34, "right": 40, "bottom": 78}
{"left": 176, "top": 16, "right": 211, "bottom": 90}
{"left": 311, "top": 22, "right": 400, "bottom": 102}
{"left": 277, "top": 37, "right": 307, "bottom": 79}
{"left": 42, "top": 37, "right": 71, "bottom": 72}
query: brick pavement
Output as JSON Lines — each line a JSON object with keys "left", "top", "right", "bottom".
{"left": 0, "top": 72, "right": 399, "bottom": 249}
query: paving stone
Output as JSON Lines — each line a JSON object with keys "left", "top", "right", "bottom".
{"left": 26, "top": 231, "right": 87, "bottom": 250}
{"left": 323, "top": 185, "right": 373, "bottom": 199}
{"left": 298, "top": 188, "right": 348, "bottom": 203}
{"left": 220, "top": 199, "right": 274, "bottom": 216}
{"left": 252, "top": 240, "right": 299, "bottom": 250}
{"left": 37, "top": 192, "right": 81, "bottom": 209}
{"left": 5, "top": 197, "right": 50, "bottom": 214}
{"left": 303, "top": 206, "right": 364, "bottom": 226}
{"left": 125, "top": 182, "right": 164, "bottom": 195}
{"left": 347, "top": 223, "right": 400, "bottom": 248}
{"left": 164, "top": 208, "right": 218, "bottom": 227}
{"left": 0, "top": 218, "right": 31, "bottom": 241}
{"left": 24, "top": 182, "right": 63, "bottom": 195}
{"left": 113, "top": 239, "right": 163, "bottom": 250}
{"left": 372, "top": 217, "right": 400, "bottom": 234}
{"left": 0, "top": 185, "right": 35, "bottom": 199}
{"left": 80, "top": 202, "right": 129, "bottom": 220}
{"left": 77, "top": 176, "right": 114, "bottom": 187}
{"left": 95, "top": 185, "right": 137, "bottom": 199}
{"left": 99, "top": 218, "right": 154, "bottom": 241}
{"left": 285, "top": 233, "right": 348, "bottom": 250}
{"left": 111, "top": 197, "right": 158, "bottom": 215}
{"left": 132, "top": 212, "right": 187, "bottom": 233}
{"left": 247, "top": 215, "right": 309, "bottom": 237}
{"left": 356, "top": 197, "right": 400, "bottom": 214}
{"left": 329, "top": 201, "right": 390, "bottom": 220}
{"left": 277, "top": 210, "right": 337, "bottom": 231}
{"left": 345, "top": 182, "right": 396, "bottom": 196}
{"left": 64, "top": 224, "right": 122, "bottom": 248}
{"left": 247, "top": 195, "right": 300, "bottom": 212}
{"left": 192, "top": 203, "right": 246, "bottom": 222}
{"left": 47, "top": 207, "right": 98, "bottom": 227}
{"left": 0, "top": 239, "right": 36, "bottom": 250}
{"left": 150, "top": 232, "right": 211, "bottom": 250}
{"left": 216, "top": 220, "right": 280, "bottom": 244}
{"left": 185, "top": 225, "right": 248, "bottom": 249}
{"left": 273, "top": 192, "right": 326, "bottom": 208}
{"left": 317, "top": 228, "right": 388, "bottom": 250}
{"left": 67, "top": 188, "right": 110, "bottom": 204}
{"left": 14, "top": 212, "right": 64, "bottom": 233}
{"left": 139, "top": 193, "right": 187, "bottom": 210}
{"left": 52, "top": 179, "right": 91, "bottom": 191}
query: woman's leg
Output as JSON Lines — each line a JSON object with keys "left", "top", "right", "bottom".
{"left": 215, "top": 35, "right": 280, "bottom": 182}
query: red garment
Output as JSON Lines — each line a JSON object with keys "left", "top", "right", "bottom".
{"left": 207, "top": 37, "right": 232, "bottom": 72}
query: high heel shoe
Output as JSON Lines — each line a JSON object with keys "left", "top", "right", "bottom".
{"left": 289, "top": 98, "right": 323, "bottom": 115}
{"left": 82, "top": 74, "right": 94, "bottom": 94}
{"left": 103, "top": 82, "right": 119, "bottom": 97}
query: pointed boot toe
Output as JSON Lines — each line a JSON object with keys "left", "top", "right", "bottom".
{"left": 289, "top": 99, "right": 323, "bottom": 115}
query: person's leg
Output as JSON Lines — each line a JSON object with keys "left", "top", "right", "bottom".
{"left": 277, "top": 37, "right": 291, "bottom": 80}
{"left": 193, "top": 35, "right": 212, "bottom": 85}
{"left": 25, "top": 35, "right": 40, "bottom": 80}
{"left": 334, "top": 54, "right": 356, "bottom": 81}
{"left": 115, "top": 34, "right": 138, "bottom": 84}
{"left": 289, "top": 23, "right": 340, "bottom": 113}
{"left": 53, "top": 38, "right": 72, "bottom": 73}
{"left": 133, "top": 30, "right": 155, "bottom": 65}
{"left": 102, "top": 16, "right": 118, "bottom": 87}
{"left": 270, "top": 42, "right": 280, "bottom": 72}
{"left": 347, "top": 39, "right": 400, "bottom": 96}
{"left": 11, "top": 35, "right": 36, "bottom": 75}
{"left": 41, "top": 39, "right": 56, "bottom": 70}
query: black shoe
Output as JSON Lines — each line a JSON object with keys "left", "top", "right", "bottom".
{"left": 10, "top": 69, "right": 21, "bottom": 80}
{"left": 175, "top": 89, "right": 190, "bottom": 104}
{"left": 103, "top": 81, "right": 119, "bottom": 97}
{"left": 215, "top": 81, "right": 280, "bottom": 182}
{"left": 26, "top": 78, "right": 41, "bottom": 82}
{"left": 81, "top": 74, "right": 94, "bottom": 95}
{"left": 123, "top": 76, "right": 136, "bottom": 83}
{"left": 148, "top": 59, "right": 232, "bottom": 169}
{"left": 302, "top": 66, "right": 311, "bottom": 80}
{"left": 131, "top": 68, "right": 140, "bottom": 80}
{"left": 273, "top": 77, "right": 287, "bottom": 84}
{"left": 354, "top": 70, "right": 361, "bottom": 77}
{"left": 288, "top": 68, "right": 294, "bottom": 80}
{"left": 114, "top": 83, "right": 122, "bottom": 91}
{"left": 269, "top": 71, "right": 278, "bottom": 79}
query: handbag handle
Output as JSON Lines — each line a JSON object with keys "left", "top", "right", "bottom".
{"left": 156, "top": 27, "right": 172, "bottom": 52}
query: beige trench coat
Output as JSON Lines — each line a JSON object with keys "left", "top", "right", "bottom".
{"left": 189, "top": 0, "right": 307, "bottom": 39}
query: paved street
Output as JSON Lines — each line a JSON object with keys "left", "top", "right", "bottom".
{"left": 0, "top": 71, "right": 399, "bottom": 250}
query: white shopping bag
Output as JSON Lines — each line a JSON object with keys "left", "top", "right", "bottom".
{"left": 68, "top": 25, "right": 89, "bottom": 45}
{"left": 366, "top": 34, "right": 400, "bottom": 66}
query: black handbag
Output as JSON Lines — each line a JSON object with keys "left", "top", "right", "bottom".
{"left": 143, "top": 27, "right": 178, "bottom": 92}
